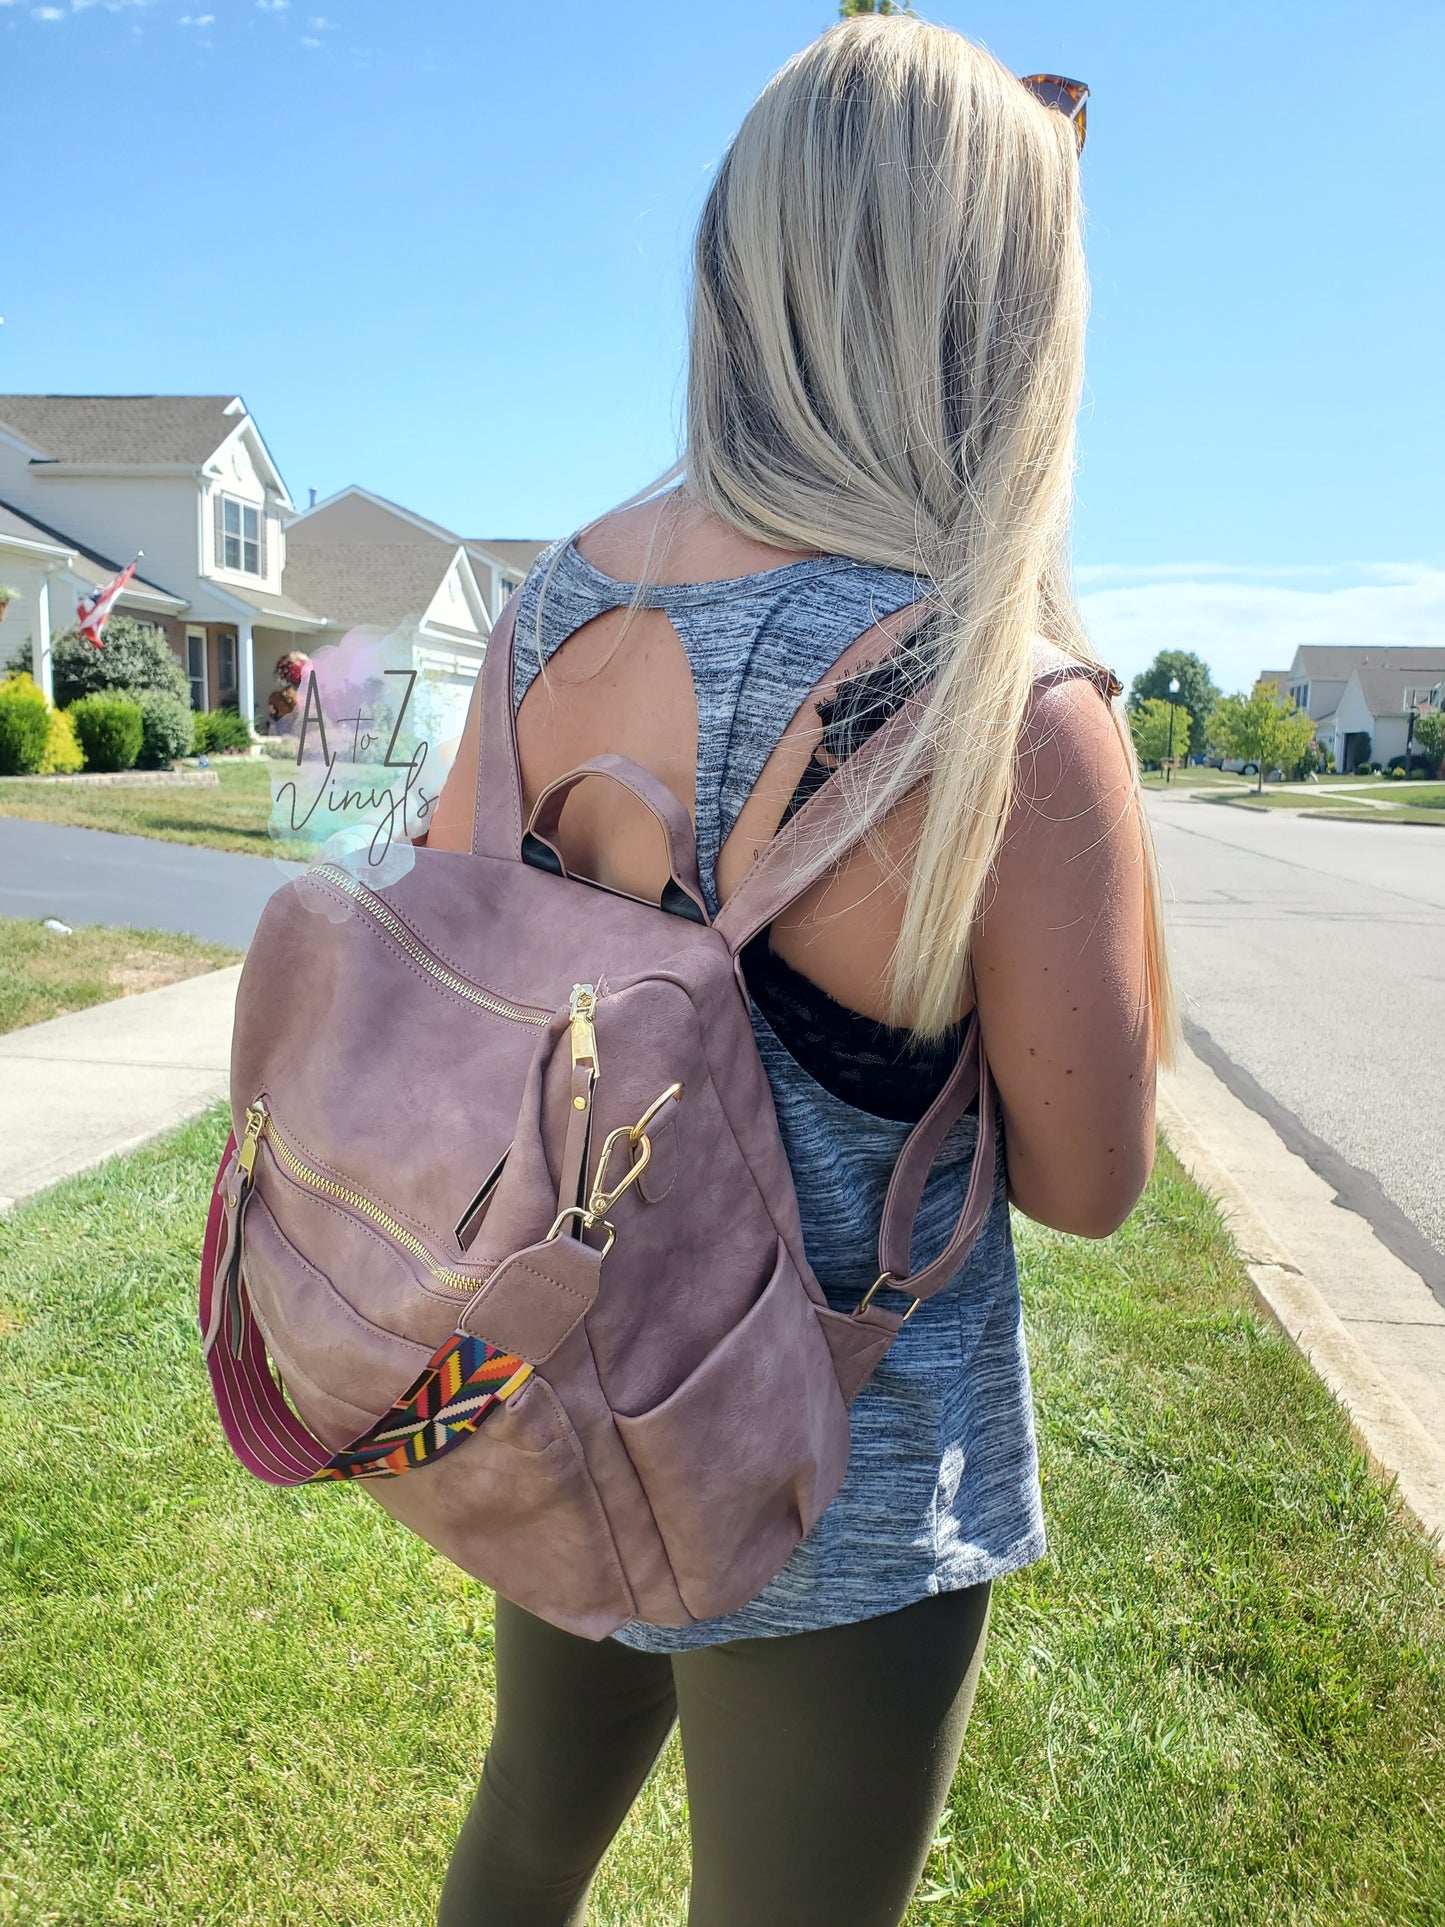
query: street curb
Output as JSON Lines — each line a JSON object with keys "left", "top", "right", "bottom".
{"left": 1158, "top": 1082, "right": 1445, "bottom": 1556}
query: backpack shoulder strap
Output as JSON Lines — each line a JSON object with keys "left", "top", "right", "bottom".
{"left": 471, "top": 590, "right": 525, "bottom": 860}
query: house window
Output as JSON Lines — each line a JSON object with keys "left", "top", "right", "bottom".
{"left": 186, "top": 630, "right": 207, "bottom": 712}
{"left": 221, "top": 496, "right": 262, "bottom": 574}
{"left": 498, "top": 574, "right": 519, "bottom": 606}
{"left": 217, "top": 633, "right": 238, "bottom": 701}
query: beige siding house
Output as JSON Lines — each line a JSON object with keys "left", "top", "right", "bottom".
{"left": 0, "top": 399, "right": 550, "bottom": 731}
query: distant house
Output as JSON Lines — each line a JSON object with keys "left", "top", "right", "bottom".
{"left": 282, "top": 487, "right": 549, "bottom": 689}
{"left": 1331, "top": 657, "right": 1445, "bottom": 772}
{"left": 1254, "top": 644, "right": 1445, "bottom": 770}
{"left": 0, "top": 397, "right": 549, "bottom": 729}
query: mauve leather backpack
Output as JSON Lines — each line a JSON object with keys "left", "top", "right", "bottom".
{"left": 198, "top": 592, "right": 996, "bottom": 1639}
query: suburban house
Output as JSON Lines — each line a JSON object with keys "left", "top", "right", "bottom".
{"left": 282, "top": 487, "right": 549, "bottom": 692}
{"left": 0, "top": 395, "right": 326, "bottom": 719}
{"left": 1255, "top": 644, "right": 1445, "bottom": 770}
{"left": 0, "top": 395, "right": 549, "bottom": 730}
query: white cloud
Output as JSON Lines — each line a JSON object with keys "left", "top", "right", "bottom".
{"left": 300, "top": 29, "right": 319, "bottom": 42}
{"left": 256, "top": 0, "right": 288, "bottom": 9}
{"left": 308, "top": 11, "right": 334, "bottom": 22}
{"left": 179, "top": 10, "right": 213, "bottom": 20}
{"left": 1078, "top": 563, "right": 1445, "bottom": 696}
{"left": 33, "top": 6, "right": 65, "bottom": 18}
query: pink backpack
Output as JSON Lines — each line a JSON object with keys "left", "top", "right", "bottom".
{"left": 199, "top": 595, "right": 996, "bottom": 1639}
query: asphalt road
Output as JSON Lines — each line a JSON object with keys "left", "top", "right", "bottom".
{"left": 1144, "top": 789, "right": 1445, "bottom": 1291}
{"left": 0, "top": 817, "right": 286, "bottom": 951}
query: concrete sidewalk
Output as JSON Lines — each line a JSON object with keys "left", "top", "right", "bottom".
{"left": 0, "top": 966, "right": 239, "bottom": 1211}
{"left": 1160, "top": 1044, "right": 1445, "bottom": 1548}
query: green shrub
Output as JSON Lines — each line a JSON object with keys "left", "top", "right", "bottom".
{"left": 39, "top": 705, "right": 84, "bottom": 775}
{"left": 1408, "top": 765, "right": 1432, "bottom": 781}
{"left": 1389, "top": 765, "right": 1406, "bottom": 780}
{"left": 193, "top": 706, "right": 252, "bottom": 755}
{"left": 51, "top": 616, "right": 189, "bottom": 709}
{"left": 0, "top": 673, "right": 51, "bottom": 775}
{"left": 67, "top": 694, "right": 143, "bottom": 773}
{"left": 134, "top": 687, "right": 195, "bottom": 768}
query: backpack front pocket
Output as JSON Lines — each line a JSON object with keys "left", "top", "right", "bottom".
{"left": 373, "top": 1371, "right": 636, "bottom": 1640}
{"left": 612, "top": 1238, "right": 851, "bottom": 1622}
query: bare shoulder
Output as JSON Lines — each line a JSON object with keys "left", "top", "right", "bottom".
{"left": 1007, "top": 658, "right": 1134, "bottom": 848}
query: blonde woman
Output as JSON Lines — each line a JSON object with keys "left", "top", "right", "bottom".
{"left": 428, "top": 17, "right": 1171, "bottom": 1925}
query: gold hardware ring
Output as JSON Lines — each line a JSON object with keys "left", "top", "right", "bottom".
{"left": 627, "top": 1081, "right": 685, "bottom": 1144}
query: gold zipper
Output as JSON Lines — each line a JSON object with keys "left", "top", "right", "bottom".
{"left": 311, "top": 863, "right": 549, "bottom": 1029}
{"left": 243, "top": 1098, "right": 483, "bottom": 1297}
{"left": 568, "top": 983, "right": 600, "bottom": 1077}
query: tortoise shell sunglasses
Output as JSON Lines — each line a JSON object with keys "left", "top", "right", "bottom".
{"left": 1019, "top": 73, "right": 1089, "bottom": 152}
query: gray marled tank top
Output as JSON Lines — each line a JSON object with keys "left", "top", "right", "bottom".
{"left": 512, "top": 537, "right": 1045, "bottom": 1648}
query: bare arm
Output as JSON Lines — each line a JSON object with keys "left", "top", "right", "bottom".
{"left": 972, "top": 673, "right": 1156, "bottom": 1238}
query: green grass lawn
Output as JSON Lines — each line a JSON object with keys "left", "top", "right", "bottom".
{"left": 1208, "top": 784, "right": 1445, "bottom": 826}
{"left": 0, "top": 758, "right": 282, "bottom": 858}
{"left": 1, "top": 1113, "right": 1441, "bottom": 1925}
{"left": 0, "top": 917, "right": 240, "bottom": 1035}
{"left": 1139, "top": 767, "right": 1252, "bottom": 791}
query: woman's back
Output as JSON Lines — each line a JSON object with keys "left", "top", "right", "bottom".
{"left": 428, "top": 492, "right": 1143, "bottom": 1648}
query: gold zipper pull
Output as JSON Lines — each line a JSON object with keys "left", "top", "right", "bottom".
{"left": 237, "top": 1099, "right": 268, "bottom": 1182}
{"left": 568, "top": 984, "right": 599, "bottom": 1078}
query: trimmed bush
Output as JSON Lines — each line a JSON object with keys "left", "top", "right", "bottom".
{"left": 1389, "top": 765, "right": 1406, "bottom": 780}
{"left": 193, "top": 706, "right": 252, "bottom": 755}
{"left": 0, "top": 673, "right": 51, "bottom": 775}
{"left": 39, "top": 705, "right": 84, "bottom": 775}
{"left": 67, "top": 694, "right": 143, "bottom": 773}
{"left": 51, "top": 616, "right": 189, "bottom": 709}
{"left": 135, "top": 687, "right": 195, "bottom": 769}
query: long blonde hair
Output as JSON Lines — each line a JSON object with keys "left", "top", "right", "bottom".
{"left": 585, "top": 16, "right": 1176, "bottom": 1055}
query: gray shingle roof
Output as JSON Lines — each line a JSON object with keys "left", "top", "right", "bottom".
{"left": 1351, "top": 660, "right": 1445, "bottom": 718}
{"left": 0, "top": 394, "right": 242, "bottom": 466}
{"left": 282, "top": 542, "right": 469, "bottom": 630}
{"left": 467, "top": 538, "right": 551, "bottom": 574}
{"left": 1291, "top": 644, "right": 1445, "bottom": 681}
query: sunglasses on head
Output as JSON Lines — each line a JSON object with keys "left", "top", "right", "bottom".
{"left": 1019, "top": 73, "right": 1089, "bottom": 153}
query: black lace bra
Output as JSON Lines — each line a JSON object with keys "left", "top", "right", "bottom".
{"left": 740, "top": 618, "right": 966, "bottom": 1126}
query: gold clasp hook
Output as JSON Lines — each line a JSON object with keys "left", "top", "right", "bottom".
{"left": 587, "top": 1082, "right": 685, "bottom": 1218}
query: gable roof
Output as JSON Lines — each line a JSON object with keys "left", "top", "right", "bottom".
{"left": 467, "top": 538, "right": 551, "bottom": 576}
{"left": 1348, "top": 659, "right": 1445, "bottom": 720}
{"left": 0, "top": 495, "right": 186, "bottom": 610}
{"left": 1288, "top": 644, "right": 1445, "bottom": 682}
{"left": 282, "top": 541, "right": 478, "bottom": 631}
{"left": 0, "top": 394, "right": 245, "bottom": 467}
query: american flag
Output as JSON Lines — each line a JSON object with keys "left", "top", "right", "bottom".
{"left": 77, "top": 558, "right": 139, "bottom": 650}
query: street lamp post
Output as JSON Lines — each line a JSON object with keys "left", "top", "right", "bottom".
{"left": 1166, "top": 675, "right": 1180, "bottom": 783}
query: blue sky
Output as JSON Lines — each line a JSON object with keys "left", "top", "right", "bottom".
{"left": 4, "top": 0, "right": 1442, "bottom": 692}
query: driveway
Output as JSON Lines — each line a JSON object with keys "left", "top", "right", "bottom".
{"left": 1144, "top": 790, "right": 1445, "bottom": 1292}
{"left": 0, "top": 817, "right": 286, "bottom": 950}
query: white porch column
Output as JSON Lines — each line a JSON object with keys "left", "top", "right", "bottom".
{"left": 33, "top": 572, "right": 54, "bottom": 705}
{"left": 237, "top": 617, "right": 256, "bottom": 736}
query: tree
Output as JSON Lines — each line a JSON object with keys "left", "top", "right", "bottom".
{"left": 1412, "top": 708, "right": 1445, "bottom": 777}
{"left": 1206, "top": 689, "right": 1317, "bottom": 795}
{"left": 51, "top": 615, "right": 189, "bottom": 710}
{"left": 1127, "top": 651, "right": 1221, "bottom": 759}
{"left": 838, "top": 0, "right": 914, "bottom": 15}
{"left": 1129, "top": 697, "right": 1192, "bottom": 772}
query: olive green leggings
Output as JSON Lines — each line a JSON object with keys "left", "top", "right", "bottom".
{"left": 437, "top": 1584, "right": 991, "bottom": 1927}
